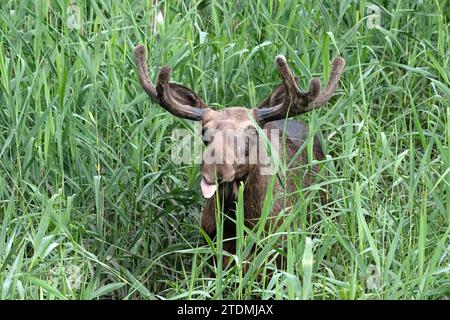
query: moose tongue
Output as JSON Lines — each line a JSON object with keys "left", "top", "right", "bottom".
{"left": 200, "top": 178, "right": 217, "bottom": 199}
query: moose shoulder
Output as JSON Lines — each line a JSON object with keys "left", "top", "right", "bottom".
{"left": 135, "top": 44, "right": 345, "bottom": 259}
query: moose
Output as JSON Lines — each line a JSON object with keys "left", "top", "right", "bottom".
{"left": 135, "top": 44, "right": 345, "bottom": 264}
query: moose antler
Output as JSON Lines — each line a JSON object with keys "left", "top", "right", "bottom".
{"left": 135, "top": 44, "right": 209, "bottom": 120}
{"left": 253, "top": 55, "right": 345, "bottom": 123}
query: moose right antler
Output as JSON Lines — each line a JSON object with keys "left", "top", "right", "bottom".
{"left": 135, "top": 44, "right": 345, "bottom": 266}
{"left": 135, "top": 44, "right": 209, "bottom": 120}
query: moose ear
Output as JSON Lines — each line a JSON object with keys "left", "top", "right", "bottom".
{"left": 256, "top": 76, "right": 299, "bottom": 109}
{"left": 168, "top": 83, "right": 209, "bottom": 109}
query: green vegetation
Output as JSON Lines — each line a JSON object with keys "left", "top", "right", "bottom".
{"left": 0, "top": 0, "right": 449, "bottom": 299}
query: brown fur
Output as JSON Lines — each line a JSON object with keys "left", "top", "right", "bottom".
{"left": 134, "top": 45, "right": 344, "bottom": 267}
{"left": 200, "top": 116, "right": 325, "bottom": 266}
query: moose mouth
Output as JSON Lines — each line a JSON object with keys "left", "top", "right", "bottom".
{"left": 200, "top": 178, "right": 217, "bottom": 199}
{"left": 200, "top": 178, "right": 239, "bottom": 200}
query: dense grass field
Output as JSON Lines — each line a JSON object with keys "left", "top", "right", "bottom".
{"left": 0, "top": 0, "right": 449, "bottom": 299}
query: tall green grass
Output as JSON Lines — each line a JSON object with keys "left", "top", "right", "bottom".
{"left": 0, "top": 0, "right": 449, "bottom": 299}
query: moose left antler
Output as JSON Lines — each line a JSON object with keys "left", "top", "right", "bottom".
{"left": 135, "top": 44, "right": 345, "bottom": 265}
{"left": 253, "top": 55, "right": 345, "bottom": 123}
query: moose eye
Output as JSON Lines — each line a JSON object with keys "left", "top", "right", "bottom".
{"left": 244, "top": 138, "right": 250, "bottom": 157}
{"left": 202, "top": 128, "right": 214, "bottom": 145}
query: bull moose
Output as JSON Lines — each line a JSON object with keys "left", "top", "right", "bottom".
{"left": 135, "top": 44, "right": 345, "bottom": 264}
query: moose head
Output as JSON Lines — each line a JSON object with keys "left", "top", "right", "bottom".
{"left": 135, "top": 45, "right": 344, "bottom": 201}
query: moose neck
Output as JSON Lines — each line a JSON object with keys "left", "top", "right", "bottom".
{"left": 217, "top": 164, "right": 269, "bottom": 224}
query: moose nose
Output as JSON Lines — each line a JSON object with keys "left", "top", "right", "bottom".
{"left": 201, "top": 171, "right": 235, "bottom": 185}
